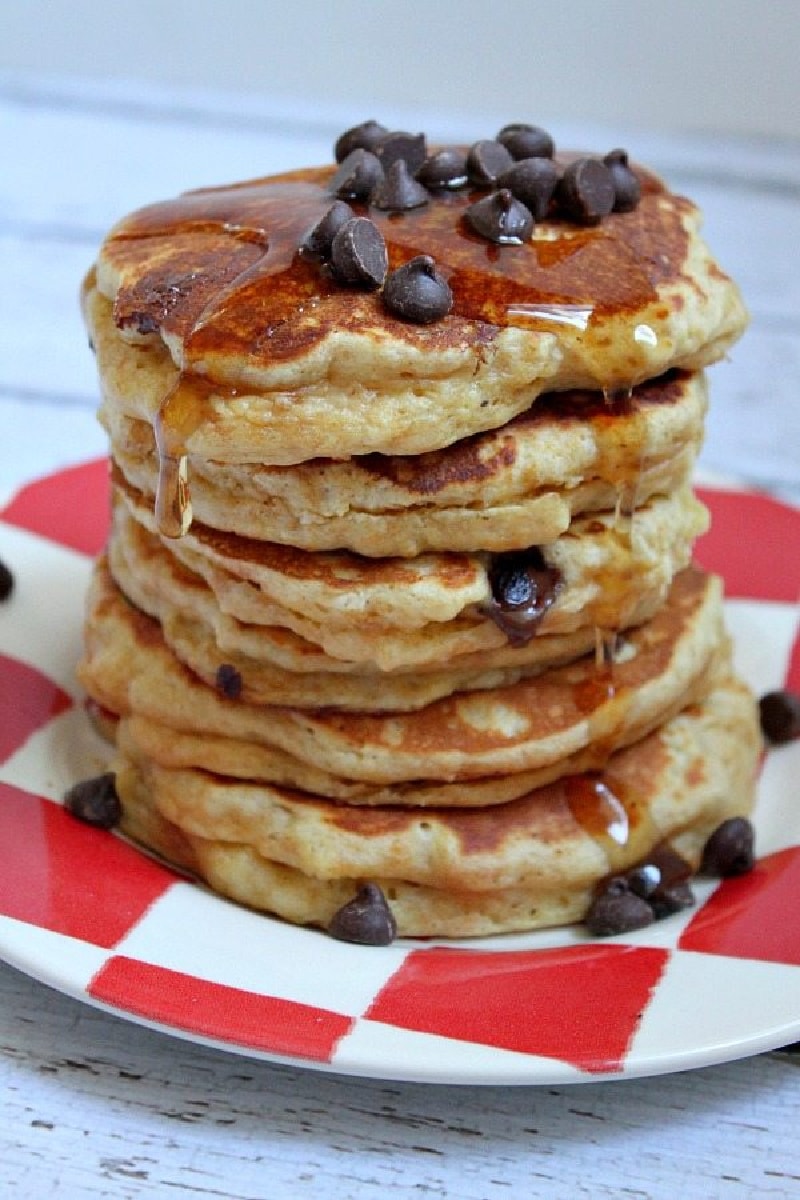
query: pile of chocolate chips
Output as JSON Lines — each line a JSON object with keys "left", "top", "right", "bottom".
{"left": 302, "top": 119, "right": 642, "bottom": 325}
{"left": 586, "top": 817, "right": 755, "bottom": 937}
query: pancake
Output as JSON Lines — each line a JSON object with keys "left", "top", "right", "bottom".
{"left": 79, "top": 563, "right": 727, "bottom": 785}
{"left": 103, "top": 369, "right": 707, "bottom": 556}
{"left": 107, "top": 485, "right": 708, "bottom": 704}
{"left": 87, "top": 156, "right": 746, "bottom": 474}
{"left": 110, "top": 669, "right": 760, "bottom": 937}
{"left": 112, "top": 478, "right": 707, "bottom": 673}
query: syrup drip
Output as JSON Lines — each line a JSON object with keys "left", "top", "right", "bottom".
{"left": 565, "top": 774, "right": 629, "bottom": 850}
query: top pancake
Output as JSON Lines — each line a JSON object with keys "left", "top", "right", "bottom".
{"left": 88, "top": 155, "right": 747, "bottom": 464}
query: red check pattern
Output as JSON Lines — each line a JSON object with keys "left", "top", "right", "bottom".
{"left": 1, "top": 460, "right": 798, "bottom": 1080}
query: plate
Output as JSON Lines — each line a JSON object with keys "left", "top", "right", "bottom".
{"left": 1, "top": 460, "right": 799, "bottom": 1086}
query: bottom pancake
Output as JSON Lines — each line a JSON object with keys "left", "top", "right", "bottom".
{"left": 110, "top": 670, "right": 760, "bottom": 937}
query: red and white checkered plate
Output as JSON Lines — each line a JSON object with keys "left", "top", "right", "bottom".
{"left": 1, "top": 460, "right": 798, "bottom": 1085}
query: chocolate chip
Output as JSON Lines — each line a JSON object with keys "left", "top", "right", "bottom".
{"left": 371, "top": 159, "right": 429, "bottom": 211}
{"left": 585, "top": 879, "right": 655, "bottom": 937}
{"left": 649, "top": 881, "right": 695, "bottom": 920}
{"left": 646, "top": 843, "right": 693, "bottom": 888}
{"left": 302, "top": 200, "right": 354, "bottom": 258}
{"left": 374, "top": 131, "right": 428, "bottom": 174}
{"left": 701, "top": 817, "right": 755, "bottom": 877}
{"left": 0, "top": 558, "right": 13, "bottom": 601}
{"left": 497, "top": 157, "right": 558, "bottom": 220}
{"left": 334, "top": 119, "right": 389, "bottom": 162}
{"left": 484, "top": 549, "right": 562, "bottom": 644}
{"left": 759, "top": 689, "right": 800, "bottom": 745}
{"left": 465, "top": 188, "right": 534, "bottom": 245}
{"left": 416, "top": 147, "right": 469, "bottom": 190}
{"left": 557, "top": 157, "right": 616, "bottom": 224}
{"left": 497, "top": 123, "right": 555, "bottom": 160}
{"left": 329, "top": 149, "right": 384, "bottom": 202}
{"left": 327, "top": 882, "right": 397, "bottom": 945}
{"left": 63, "top": 773, "right": 121, "bottom": 829}
{"left": 383, "top": 255, "right": 453, "bottom": 324}
{"left": 216, "top": 663, "right": 243, "bottom": 699}
{"left": 603, "top": 148, "right": 642, "bottom": 212}
{"left": 330, "top": 217, "right": 388, "bottom": 288}
{"left": 466, "top": 139, "right": 515, "bottom": 187}
{"left": 626, "top": 862, "right": 661, "bottom": 899}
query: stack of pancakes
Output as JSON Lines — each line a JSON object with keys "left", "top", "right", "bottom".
{"left": 78, "top": 129, "right": 761, "bottom": 937}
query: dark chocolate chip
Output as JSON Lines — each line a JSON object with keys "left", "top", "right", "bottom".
{"left": 467, "top": 139, "right": 515, "bottom": 187}
{"left": 497, "top": 157, "right": 558, "bottom": 220}
{"left": 371, "top": 159, "right": 430, "bottom": 211}
{"left": 557, "top": 157, "right": 616, "bottom": 224}
{"left": 701, "top": 817, "right": 755, "bottom": 877}
{"left": 416, "top": 147, "right": 469, "bottom": 190}
{"left": 603, "top": 148, "right": 642, "bottom": 212}
{"left": 649, "top": 881, "right": 695, "bottom": 920}
{"left": 497, "top": 123, "right": 555, "bottom": 160}
{"left": 301, "top": 200, "right": 354, "bottom": 259}
{"left": 118, "top": 310, "right": 160, "bottom": 336}
{"left": 327, "top": 883, "right": 397, "bottom": 946}
{"left": 626, "top": 862, "right": 661, "bottom": 899}
{"left": 0, "top": 558, "right": 13, "bottom": 601}
{"left": 383, "top": 255, "right": 453, "bottom": 324}
{"left": 216, "top": 663, "right": 243, "bottom": 699}
{"left": 374, "top": 131, "right": 428, "bottom": 174}
{"left": 63, "top": 773, "right": 122, "bottom": 829}
{"left": 329, "top": 149, "right": 384, "bottom": 202}
{"left": 334, "top": 119, "right": 389, "bottom": 162}
{"left": 646, "top": 843, "right": 693, "bottom": 888}
{"left": 759, "top": 689, "right": 800, "bottom": 745}
{"left": 484, "top": 549, "right": 563, "bottom": 644}
{"left": 465, "top": 188, "right": 534, "bottom": 245}
{"left": 330, "top": 217, "right": 388, "bottom": 289}
{"left": 585, "top": 879, "right": 655, "bottom": 937}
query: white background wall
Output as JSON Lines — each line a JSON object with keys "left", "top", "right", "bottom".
{"left": 2, "top": 0, "right": 798, "bottom": 140}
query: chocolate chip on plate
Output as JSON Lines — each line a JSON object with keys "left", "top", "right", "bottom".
{"left": 374, "top": 131, "right": 428, "bottom": 174}
{"left": 302, "top": 200, "right": 354, "bottom": 258}
{"left": 465, "top": 188, "right": 534, "bottom": 245}
{"left": 63, "top": 773, "right": 122, "bottom": 829}
{"left": 334, "top": 119, "right": 389, "bottom": 162}
{"left": 466, "top": 139, "right": 515, "bottom": 187}
{"left": 585, "top": 878, "right": 655, "bottom": 937}
{"left": 216, "top": 663, "right": 243, "bottom": 699}
{"left": 383, "top": 255, "right": 453, "bottom": 323}
{"left": 327, "top": 883, "right": 398, "bottom": 945}
{"left": 330, "top": 148, "right": 384, "bottom": 202}
{"left": 701, "top": 817, "right": 755, "bottom": 877}
{"left": 0, "top": 557, "right": 13, "bottom": 602}
{"left": 371, "top": 159, "right": 430, "bottom": 211}
{"left": 416, "top": 147, "right": 469, "bottom": 190}
{"left": 649, "top": 880, "right": 695, "bottom": 920}
{"left": 557, "top": 157, "right": 616, "bottom": 224}
{"left": 759, "top": 689, "right": 800, "bottom": 745}
{"left": 603, "top": 148, "right": 642, "bottom": 212}
{"left": 497, "top": 123, "right": 555, "bottom": 160}
{"left": 497, "top": 157, "right": 558, "bottom": 220}
{"left": 330, "top": 217, "right": 388, "bottom": 288}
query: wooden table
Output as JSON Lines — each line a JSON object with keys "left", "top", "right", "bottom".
{"left": 1, "top": 73, "right": 798, "bottom": 1198}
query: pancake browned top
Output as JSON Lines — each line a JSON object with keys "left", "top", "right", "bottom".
{"left": 89, "top": 154, "right": 747, "bottom": 466}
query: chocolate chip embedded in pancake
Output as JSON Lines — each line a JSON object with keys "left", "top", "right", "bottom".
{"left": 110, "top": 669, "right": 760, "bottom": 937}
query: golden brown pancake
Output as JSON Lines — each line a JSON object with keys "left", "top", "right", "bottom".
{"left": 111, "top": 669, "right": 760, "bottom": 937}
{"left": 102, "top": 369, "right": 707, "bottom": 556}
